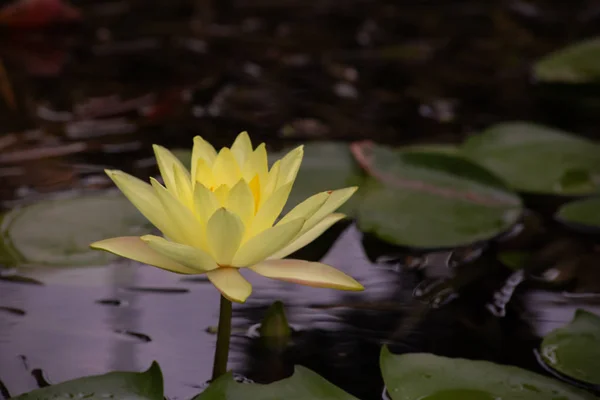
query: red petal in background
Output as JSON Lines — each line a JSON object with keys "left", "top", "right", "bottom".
{"left": 0, "top": 33, "right": 71, "bottom": 76}
{"left": 0, "top": 0, "right": 81, "bottom": 29}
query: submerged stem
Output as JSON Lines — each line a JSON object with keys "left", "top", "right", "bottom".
{"left": 211, "top": 294, "right": 232, "bottom": 380}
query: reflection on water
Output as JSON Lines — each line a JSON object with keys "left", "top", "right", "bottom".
{"left": 2, "top": 222, "right": 592, "bottom": 399}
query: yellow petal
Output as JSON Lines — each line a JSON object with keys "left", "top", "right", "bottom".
{"left": 213, "top": 184, "right": 230, "bottom": 206}
{"left": 173, "top": 164, "right": 194, "bottom": 209}
{"left": 141, "top": 235, "right": 218, "bottom": 272}
{"left": 261, "top": 160, "right": 280, "bottom": 204}
{"left": 277, "top": 191, "right": 328, "bottom": 226}
{"left": 251, "top": 182, "right": 293, "bottom": 235}
{"left": 233, "top": 218, "right": 304, "bottom": 267}
{"left": 207, "top": 267, "right": 252, "bottom": 303}
{"left": 226, "top": 179, "right": 255, "bottom": 227}
{"left": 191, "top": 136, "right": 218, "bottom": 180}
{"left": 230, "top": 131, "right": 253, "bottom": 167}
{"left": 194, "top": 183, "right": 220, "bottom": 225}
{"left": 248, "top": 174, "right": 261, "bottom": 211}
{"left": 242, "top": 143, "right": 268, "bottom": 184}
{"left": 276, "top": 145, "right": 303, "bottom": 189}
{"left": 304, "top": 187, "right": 357, "bottom": 232}
{"left": 269, "top": 213, "right": 346, "bottom": 259}
{"left": 153, "top": 144, "right": 190, "bottom": 194}
{"left": 90, "top": 236, "right": 197, "bottom": 274}
{"left": 105, "top": 170, "right": 172, "bottom": 238}
{"left": 206, "top": 208, "right": 245, "bottom": 266}
{"left": 212, "top": 147, "right": 242, "bottom": 187}
{"left": 151, "top": 178, "right": 205, "bottom": 248}
{"left": 195, "top": 159, "right": 215, "bottom": 189}
{"left": 249, "top": 259, "right": 364, "bottom": 291}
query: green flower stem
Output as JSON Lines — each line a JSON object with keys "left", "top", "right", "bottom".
{"left": 211, "top": 294, "right": 232, "bottom": 380}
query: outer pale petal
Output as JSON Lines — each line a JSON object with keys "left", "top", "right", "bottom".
{"left": 269, "top": 213, "right": 346, "bottom": 260}
{"left": 242, "top": 143, "right": 268, "bottom": 185}
{"left": 105, "top": 170, "right": 172, "bottom": 238}
{"left": 230, "top": 131, "right": 253, "bottom": 167}
{"left": 173, "top": 164, "right": 194, "bottom": 209}
{"left": 277, "top": 191, "right": 328, "bottom": 226}
{"left": 249, "top": 259, "right": 364, "bottom": 291}
{"left": 212, "top": 148, "right": 242, "bottom": 187}
{"left": 206, "top": 208, "right": 245, "bottom": 266}
{"left": 233, "top": 218, "right": 304, "bottom": 267}
{"left": 226, "top": 179, "right": 255, "bottom": 226}
{"left": 90, "top": 236, "right": 197, "bottom": 274}
{"left": 304, "top": 187, "right": 357, "bottom": 232}
{"left": 153, "top": 145, "right": 190, "bottom": 194}
{"left": 251, "top": 182, "right": 293, "bottom": 235}
{"left": 207, "top": 268, "right": 252, "bottom": 303}
{"left": 141, "top": 235, "right": 218, "bottom": 272}
{"left": 151, "top": 178, "right": 205, "bottom": 248}
{"left": 261, "top": 160, "right": 280, "bottom": 203}
{"left": 194, "top": 183, "right": 220, "bottom": 225}
{"left": 276, "top": 146, "right": 303, "bottom": 189}
{"left": 191, "top": 135, "right": 218, "bottom": 181}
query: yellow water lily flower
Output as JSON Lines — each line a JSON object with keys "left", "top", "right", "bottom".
{"left": 91, "top": 132, "right": 363, "bottom": 302}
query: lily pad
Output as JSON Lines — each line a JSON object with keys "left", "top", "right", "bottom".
{"left": 540, "top": 309, "right": 600, "bottom": 386}
{"left": 461, "top": 122, "right": 600, "bottom": 195}
{"left": 402, "top": 144, "right": 460, "bottom": 155}
{"left": 556, "top": 197, "right": 600, "bottom": 230}
{"left": 497, "top": 251, "right": 532, "bottom": 271}
{"left": 534, "top": 37, "right": 600, "bottom": 83}
{"left": 12, "top": 361, "right": 163, "bottom": 400}
{"left": 354, "top": 142, "right": 522, "bottom": 249}
{"left": 171, "top": 148, "right": 192, "bottom": 169}
{"left": 380, "top": 347, "right": 597, "bottom": 400}
{"left": 0, "top": 191, "right": 153, "bottom": 267}
{"left": 270, "top": 142, "right": 364, "bottom": 215}
{"left": 193, "top": 366, "right": 358, "bottom": 400}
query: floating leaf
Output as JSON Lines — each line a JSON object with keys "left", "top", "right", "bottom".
{"left": 12, "top": 362, "right": 163, "bottom": 400}
{"left": 171, "top": 148, "right": 192, "bottom": 169}
{"left": 193, "top": 366, "right": 358, "bottom": 400}
{"left": 540, "top": 309, "right": 600, "bottom": 386}
{"left": 1, "top": 192, "right": 153, "bottom": 267}
{"left": 497, "top": 251, "right": 532, "bottom": 271}
{"left": 534, "top": 37, "right": 600, "bottom": 83}
{"left": 270, "top": 142, "right": 364, "bottom": 215}
{"left": 556, "top": 197, "right": 600, "bottom": 231}
{"left": 353, "top": 142, "right": 522, "bottom": 249}
{"left": 461, "top": 122, "right": 600, "bottom": 195}
{"left": 402, "top": 144, "right": 460, "bottom": 155}
{"left": 380, "top": 347, "right": 597, "bottom": 400}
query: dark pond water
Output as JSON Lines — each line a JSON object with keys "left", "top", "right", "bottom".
{"left": 1, "top": 1, "right": 600, "bottom": 399}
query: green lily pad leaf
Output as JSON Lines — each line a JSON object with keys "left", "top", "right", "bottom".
{"left": 12, "top": 361, "right": 163, "bottom": 400}
{"left": 534, "top": 37, "right": 600, "bottom": 83}
{"left": 556, "top": 197, "right": 600, "bottom": 230}
{"left": 380, "top": 347, "right": 597, "bottom": 400}
{"left": 540, "top": 309, "right": 600, "bottom": 385}
{"left": 497, "top": 251, "right": 532, "bottom": 271}
{"left": 1, "top": 192, "right": 153, "bottom": 267}
{"left": 461, "top": 122, "right": 600, "bottom": 195}
{"left": 402, "top": 144, "right": 460, "bottom": 155}
{"left": 193, "top": 366, "right": 358, "bottom": 400}
{"left": 354, "top": 142, "right": 522, "bottom": 249}
{"left": 171, "top": 148, "right": 192, "bottom": 169}
{"left": 269, "top": 142, "right": 364, "bottom": 215}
